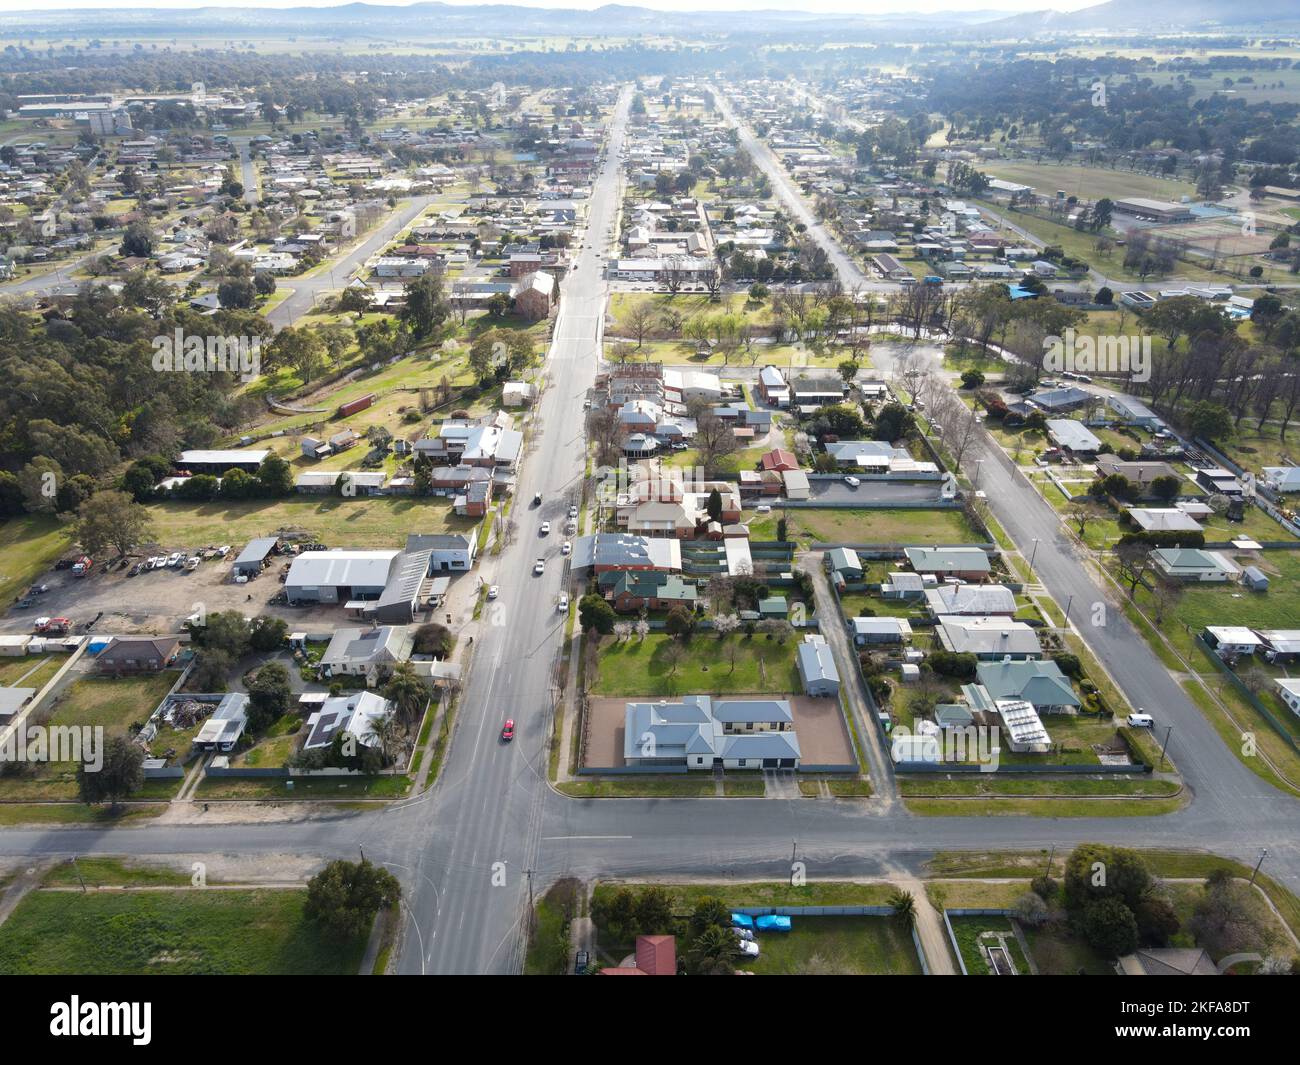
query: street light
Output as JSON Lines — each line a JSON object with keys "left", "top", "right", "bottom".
{"left": 973, "top": 458, "right": 984, "bottom": 488}
{"left": 1250, "top": 848, "right": 1269, "bottom": 886}
{"left": 1029, "top": 538, "right": 1041, "bottom": 569}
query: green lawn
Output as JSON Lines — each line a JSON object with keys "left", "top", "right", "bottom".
{"left": 144, "top": 496, "right": 478, "bottom": 550}
{"left": 0, "top": 654, "right": 63, "bottom": 688}
{"left": 0, "top": 513, "right": 70, "bottom": 603}
{"left": 0, "top": 889, "right": 368, "bottom": 974}
{"left": 743, "top": 916, "right": 922, "bottom": 975}
{"left": 591, "top": 633, "right": 801, "bottom": 697}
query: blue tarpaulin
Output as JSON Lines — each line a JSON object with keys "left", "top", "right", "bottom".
{"left": 756, "top": 915, "right": 792, "bottom": 932}
{"left": 730, "top": 912, "right": 755, "bottom": 929}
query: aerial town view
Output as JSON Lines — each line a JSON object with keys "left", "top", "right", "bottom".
{"left": 0, "top": 0, "right": 1298, "bottom": 1021}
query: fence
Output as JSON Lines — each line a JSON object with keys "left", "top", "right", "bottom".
{"left": 1194, "top": 635, "right": 1300, "bottom": 756}
{"left": 942, "top": 907, "right": 1012, "bottom": 976}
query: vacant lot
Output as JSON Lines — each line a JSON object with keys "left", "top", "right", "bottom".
{"left": 743, "top": 916, "right": 922, "bottom": 975}
{"left": 0, "top": 654, "right": 64, "bottom": 689}
{"left": 779, "top": 507, "right": 981, "bottom": 546}
{"left": 49, "top": 672, "right": 177, "bottom": 733}
{"left": 144, "top": 496, "right": 478, "bottom": 550}
{"left": 592, "top": 634, "right": 801, "bottom": 697}
{"left": 0, "top": 889, "right": 367, "bottom": 975}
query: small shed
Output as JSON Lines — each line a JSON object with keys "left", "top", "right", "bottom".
{"left": 233, "top": 537, "right": 279, "bottom": 576}
{"left": 758, "top": 596, "right": 788, "bottom": 618}
{"left": 1242, "top": 566, "right": 1270, "bottom": 592}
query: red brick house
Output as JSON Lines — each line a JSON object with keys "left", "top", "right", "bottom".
{"left": 600, "top": 935, "right": 677, "bottom": 976}
{"left": 514, "top": 271, "right": 555, "bottom": 320}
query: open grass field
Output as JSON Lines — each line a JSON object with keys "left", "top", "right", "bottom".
{"left": 0, "top": 889, "right": 368, "bottom": 975}
{"left": 981, "top": 161, "right": 1197, "bottom": 203}
{"left": 143, "top": 495, "right": 477, "bottom": 550}
{"left": 49, "top": 673, "right": 178, "bottom": 733}
{"left": 0, "top": 514, "right": 71, "bottom": 603}
{"left": 765, "top": 506, "right": 981, "bottom": 546}
{"left": 591, "top": 633, "right": 801, "bottom": 697}
{"left": 0, "top": 654, "right": 63, "bottom": 689}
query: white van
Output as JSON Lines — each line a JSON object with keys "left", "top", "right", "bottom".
{"left": 1127, "top": 713, "right": 1154, "bottom": 729}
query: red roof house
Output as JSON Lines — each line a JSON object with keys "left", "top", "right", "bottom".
{"left": 600, "top": 934, "right": 677, "bottom": 976}
{"left": 760, "top": 448, "right": 799, "bottom": 473}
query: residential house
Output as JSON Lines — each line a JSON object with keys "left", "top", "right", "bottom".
{"left": 302, "top": 690, "right": 394, "bottom": 752}
{"left": 1151, "top": 548, "right": 1239, "bottom": 583}
{"left": 600, "top": 935, "right": 677, "bottom": 976}
{"left": 851, "top": 617, "right": 913, "bottom": 646}
{"left": 319, "top": 625, "right": 415, "bottom": 680}
{"left": 925, "top": 584, "right": 1016, "bottom": 617}
{"left": 936, "top": 616, "right": 1042, "bottom": 660}
{"left": 973, "top": 659, "right": 1079, "bottom": 712}
{"left": 96, "top": 637, "right": 182, "bottom": 675}
{"left": 623, "top": 695, "right": 800, "bottom": 770}
{"left": 599, "top": 570, "right": 698, "bottom": 613}
{"left": 904, "top": 547, "right": 991, "bottom": 581}
{"left": 192, "top": 693, "right": 250, "bottom": 753}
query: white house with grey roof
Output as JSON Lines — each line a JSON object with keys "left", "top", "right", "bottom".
{"left": 623, "top": 695, "right": 800, "bottom": 770}
{"left": 925, "top": 583, "right": 1016, "bottom": 617}
{"left": 319, "top": 625, "right": 414, "bottom": 680}
{"left": 303, "top": 691, "right": 393, "bottom": 752}
{"left": 936, "top": 616, "right": 1042, "bottom": 660}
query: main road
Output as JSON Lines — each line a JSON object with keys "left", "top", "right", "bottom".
{"left": 0, "top": 86, "right": 1296, "bottom": 974}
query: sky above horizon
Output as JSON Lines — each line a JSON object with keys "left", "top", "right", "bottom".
{"left": 0, "top": 0, "right": 1098, "bottom": 14}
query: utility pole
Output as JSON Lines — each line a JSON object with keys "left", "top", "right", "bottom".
{"left": 1159, "top": 724, "right": 1174, "bottom": 770}
{"left": 1043, "top": 844, "right": 1055, "bottom": 880}
{"left": 70, "top": 856, "right": 87, "bottom": 894}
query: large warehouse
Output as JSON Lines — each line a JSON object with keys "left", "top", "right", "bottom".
{"left": 1112, "top": 198, "right": 1195, "bottom": 224}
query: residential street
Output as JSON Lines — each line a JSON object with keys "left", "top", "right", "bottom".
{"left": 0, "top": 85, "right": 1295, "bottom": 977}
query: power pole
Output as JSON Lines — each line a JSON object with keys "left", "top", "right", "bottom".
{"left": 1250, "top": 848, "right": 1268, "bottom": 886}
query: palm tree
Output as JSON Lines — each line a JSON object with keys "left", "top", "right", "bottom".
{"left": 383, "top": 662, "right": 430, "bottom": 730}
{"left": 369, "top": 712, "right": 405, "bottom": 768}
{"left": 889, "top": 889, "right": 917, "bottom": 929}
{"left": 688, "top": 923, "right": 740, "bottom": 975}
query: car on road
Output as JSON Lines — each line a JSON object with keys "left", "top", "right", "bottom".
{"left": 561, "top": 541, "right": 572, "bottom": 556}
{"left": 487, "top": 585, "right": 499, "bottom": 600}
{"left": 501, "top": 719, "right": 515, "bottom": 742}
{"left": 534, "top": 558, "right": 545, "bottom": 575}
{"left": 533, "top": 491, "right": 542, "bottom": 506}
{"left": 844, "top": 475, "right": 861, "bottom": 487}
{"left": 568, "top": 504, "right": 578, "bottom": 519}
{"left": 540, "top": 521, "right": 551, "bottom": 535}
{"left": 558, "top": 593, "right": 569, "bottom": 611}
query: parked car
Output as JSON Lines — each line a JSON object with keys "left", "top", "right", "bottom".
{"left": 844, "top": 475, "right": 861, "bottom": 487}
{"left": 558, "top": 593, "right": 569, "bottom": 612}
{"left": 487, "top": 585, "right": 499, "bottom": 600}
{"left": 561, "top": 541, "right": 572, "bottom": 556}
{"left": 1127, "top": 713, "right": 1154, "bottom": 728}
{"left": 736, "top": 940, "right": 760, "bottom": 958}
{"left": 166, "top": 552, "right": 184, "bottom": 568}
{"left": 568, "top": 504, "right": 578, "bottom": 519}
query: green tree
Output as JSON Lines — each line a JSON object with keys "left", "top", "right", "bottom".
{"left": 401, "top": 272, "right": 450, "bottom": 339}
{"left": 77, "top": 734, "right": 144, "bottom": 806}
{"left": 247, "top": 661, "right": 291, "bottom": 732}
{"left": 1082, "top": 897, "right": 1140, "bottom": 958}
{"left": 384, "top": 661, "right": 430, "bottom": 729}
{"left": 305, "top": 859, "right": 401, "bottom": 941}
{"left": 256, "top": 454, "right": 295, "bottom": 497}
{"left": 578, "top": 593, "right": 615, "bottom": 635}
{"left": 74, "top": 490, "right": 154, "bottom": 557}
{"left": 688, "top": 896, "right": 731, "bottom": 938}
{"left": 634, "top": 886, "right": 675, "bottom": 935}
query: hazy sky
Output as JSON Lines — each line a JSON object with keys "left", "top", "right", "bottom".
{"left": 0, "top": 0, "right": 1095, "bottom": 13}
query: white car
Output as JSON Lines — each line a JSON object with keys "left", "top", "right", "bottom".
{"left": 844, "top": 476, "right": 861, "bottom": 488}
{"left": 1127, "top": 713, "right": 1155, "bottom": 729}
{"left": 557, "top": 593, "right": 569, "bottom": 612}
{"left": 166, "top": 552, "right": 184, "bottom": 568}
{"left": 561, "top": 541, "right": 572, "bottom": 556}
{"left": 736, "top": 940, "right": 760, "bottom": 959}
{"left": 487, "top": 585, "right": 499, "bottom": 600}
{"left": 534, "top": 558, "right": 545, "bottom": 575}
{"left": 540, "top": 521, "right": 551, "bottom": 535}
{"left": 568, "top": 505, "right": 578, "bottom": 519}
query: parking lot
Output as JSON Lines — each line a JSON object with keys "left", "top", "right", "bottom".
{"left": 2, "top": 553, "right": 346, "bottom": 636}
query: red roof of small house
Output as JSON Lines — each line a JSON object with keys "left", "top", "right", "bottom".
{"left": 635, "top": 934, "right": 676, "bottom": 975}
{"left": 761, "top": 448, "right": 798, "bottom": 472}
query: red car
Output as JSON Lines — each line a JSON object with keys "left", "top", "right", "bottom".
{"left": 501, "top": 719, "right": 515, "bottom": 742}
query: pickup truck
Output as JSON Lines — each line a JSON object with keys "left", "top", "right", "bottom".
{"left": 71, "top": 556, "right": 93, "bottom": 577}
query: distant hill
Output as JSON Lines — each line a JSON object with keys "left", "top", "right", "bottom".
{"left": 973, "top": 0, "right": 1300, "bottom": 34}
{"left": 0, "top": 1, "right": 1294, "bottom": 39}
